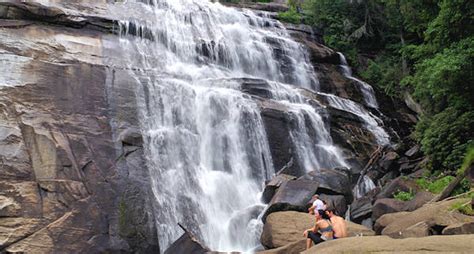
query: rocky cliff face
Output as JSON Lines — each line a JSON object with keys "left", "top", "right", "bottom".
{"left": 0, "top": 1, "right": 417, "bottom": 253}
{"left": 0, "top": 2, "right": 158, "bottom": 253}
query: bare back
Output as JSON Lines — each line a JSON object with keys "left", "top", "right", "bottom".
{"left": 330, "top": 215, "right": 347, "bottom": 238}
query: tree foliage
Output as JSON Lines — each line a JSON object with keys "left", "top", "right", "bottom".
{"left": 301, "top": 0, "right": 474, "bottom": 173}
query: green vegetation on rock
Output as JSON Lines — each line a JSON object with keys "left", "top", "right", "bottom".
{"left": 393, "top": 189, "right": 415, "bottom": 201}
{"left": 450, "top": 199, "right": 474, "bottom": 216}
{"left": 416, "top": 176, "right": 470, "bottom": 195}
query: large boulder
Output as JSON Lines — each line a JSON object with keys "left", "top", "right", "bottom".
{"left": 299, "top": 168, "right": 352, "bottom": 198}
{"left": 262, "top": 179, "right": 318, "bottom": 222}
{"left": 262, "top": 174, "right": 297, "bottom": 204}
{"left": 319, "top": 194, "right": 348, "bottom": 217}
{"left": 376, "top": 176, "right": 420, "bottom": 199}
{"left": 302, "top": 235, "right": 474, "bottom": 254}
{"left": 164, "top": 225, "right": 210, "bottom": 254}
{"left": 373, "top": 211, "right": 410, "bottom": 235}
{"left": 378, "top": 198, "right": 474, "bottom": 238}
{"left": 346, "top": 221, "right": 375, "bottom": 237}
{"left": 261, "top": 211, "right": 313, "bottom": 249}
{"left": 372, "top": 191, "right": 434, "bottom": 221}
{"left": 261, "top": 211, "right": 374, "bottom": 249}
{"left": 349, "top": 195, "right": 373, "bottom": 223}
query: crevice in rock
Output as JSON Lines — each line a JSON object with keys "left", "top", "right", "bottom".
{"left": 429, "top": 224, "right": 447, "bottom": 235}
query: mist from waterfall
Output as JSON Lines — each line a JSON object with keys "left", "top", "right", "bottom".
{"left": 116, "top": 0, "right": 385, "bottom": 252}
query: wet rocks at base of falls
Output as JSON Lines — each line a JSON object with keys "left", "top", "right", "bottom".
{"left": 298, "top": 168, "right": 353, "bottom": 199}
{"left": 164, "top": 225, "right": 211, "bottom": 254}
{"left": 262, "top": 174, "right": 297, "bottom": 204}
{"left": 262, "top": 179, "right": 319, "bottom": 222}
{"left": 261, "top": 168, "right": 353, "bottom": 224}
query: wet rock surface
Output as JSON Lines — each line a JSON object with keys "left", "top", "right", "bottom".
{"left": 164, "top": 225, "right": 210, "bottom": 254}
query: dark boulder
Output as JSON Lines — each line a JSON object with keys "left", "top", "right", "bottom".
{"left": 349, "top": 186, "right": 380, "bottom": 222}
{"left": 319, "top": 194, "right": 348, "bottom": 217}
{"left": 442, "top": 222, "right": 474, "bottom": 235}
{"left": 119, "top": 127, "right": 143, "bottom": 147}
{"left": 239, "top": 78, "right": 273, "bottom": 99}
{"left": 262, "top": 174, "right": 297, "bottom": 204}
{"left": 376, "top": 176, "right": 419, "bottom": 199}
{"left": 372, "top": 191, "right": 435, "bottom": 221}
{"left": 377, "top": 151, "right": 399, "bottom": 173}
{"left": 259, "top": 101, "right": 303, "bottom": 176}
{"left": 262, "top": 179, "right": 319, "bottom": 222}
{"left": 164, "top": 224, "right": 210, "bottom": 254}
{"left": 298, "top": 168, "right": 352, "bottom": 199}
{"left": 350, "top": 195, "right": 373, "bottom": 223}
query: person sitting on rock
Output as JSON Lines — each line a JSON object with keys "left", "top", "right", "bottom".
{"left": 303, "top": 209, "right": 334, "bottom": 250}
{"left": 325, "top": 207, "right": 347, "bottom": 239}
{"left": 308, "top": 194, "right": 325, "bottom": 215}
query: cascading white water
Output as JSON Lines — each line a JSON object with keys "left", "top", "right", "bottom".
{"left": 115, "top": 0, "right": 386, "bottom": 252}
{"left": 321, "top": 92, "right": 390, "bottom": 146}
{"left": 337, "top": 52, "right": 379, "bottom": 109}
{"left": 266, "top": 82, "right": 349, "bottom": 172}
{"left": 353, "top": 175, "right": 377, "bottom": 199}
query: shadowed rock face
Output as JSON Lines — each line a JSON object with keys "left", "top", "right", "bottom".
{"left": 0, "top": 2, "right": 158, "bottom": 253}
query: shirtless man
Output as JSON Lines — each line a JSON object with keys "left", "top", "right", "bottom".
{"left": 325, "top": 207, "right": 347, "bottom": 239}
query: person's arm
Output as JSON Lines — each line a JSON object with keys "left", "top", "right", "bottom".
{"left": 308, "top": 205, "right": 315, "bottom": 214}
{"left": 303, "top": 222, "right": 319, "bottom": 236}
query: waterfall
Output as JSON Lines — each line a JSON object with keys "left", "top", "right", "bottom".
{"left": 115, "top": 0, "right": 384, "bottom": 252}
{"left": 337, "top": 52, "right": 379, "bottom": 109}
{"left": 321, "top": 92, "right": 390, "bottom": 146}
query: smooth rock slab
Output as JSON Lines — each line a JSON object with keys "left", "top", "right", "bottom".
{"left": 303, "top": 234, "right": 474, "bottom": 254}
{"left": 261, "top": 211, "right": 313, "bottom": 249}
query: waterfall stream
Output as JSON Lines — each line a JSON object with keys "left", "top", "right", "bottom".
{"left": 115, "top": 0, "right": 387, "bottom": 252}
{"left": 337, "top": 52, "right": 379, "bottom": 109}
